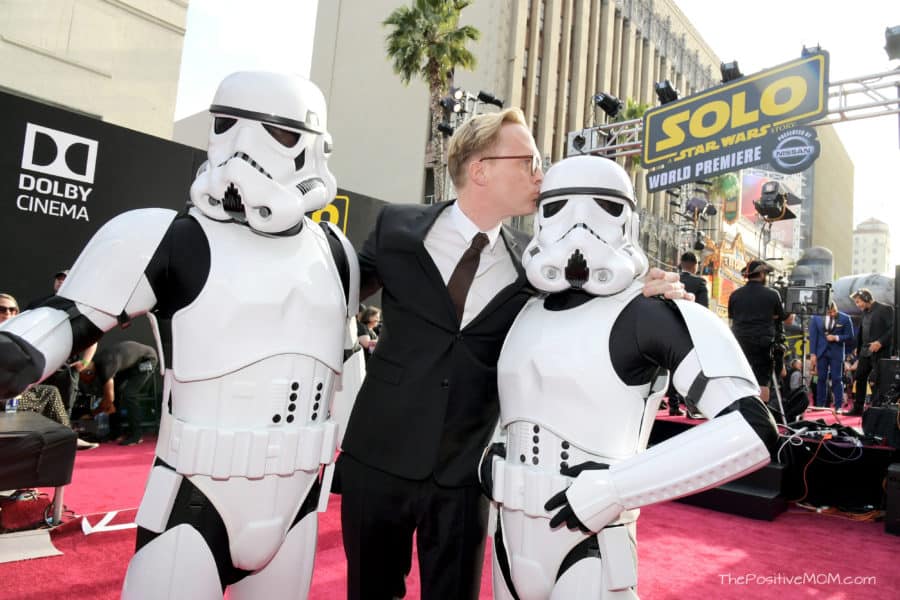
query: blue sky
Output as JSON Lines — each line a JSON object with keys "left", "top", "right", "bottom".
{"left": 175, "top": 0, "right": 900, "bottom": 263}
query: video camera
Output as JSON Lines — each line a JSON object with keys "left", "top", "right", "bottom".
{"left": 773, "top": 277, "right": 831, "bottom": 316}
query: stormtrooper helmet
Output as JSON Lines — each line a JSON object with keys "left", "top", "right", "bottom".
{"left": 190, "top": 71, "right": 336, "bottom": 234}
{"left": 523, "top": 155, "right": 648, "bottom": 295}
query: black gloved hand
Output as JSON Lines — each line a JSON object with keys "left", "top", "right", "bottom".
{"left": 478, "top": 442, "right": 506, "bottom": 501}
{"left": 545, "top": 460, "right": 610, "bottom": 532}
{"left": 0, "top": 333, "right": 45, "bottom": 398}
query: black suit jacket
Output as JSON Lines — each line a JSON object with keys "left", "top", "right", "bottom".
{"left": 857, "top": 301, "right": 894, "bottom": 357}
{"left": 680, "top": 271, "right": 709, "bottom": 308}
{"left": 342, "top": 201, "right": 533, "bottom": 487}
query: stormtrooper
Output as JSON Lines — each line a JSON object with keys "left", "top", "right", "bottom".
{"left": 479, "top": 155, "right": 779, "bottom": 599}
{"left": 0, "top": 71, "right": 362, "bottom": 599}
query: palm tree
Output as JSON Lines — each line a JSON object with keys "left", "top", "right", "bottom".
{"left": 383, "top": 0, "right": 479, "bottom": 203}
{"left": 614, "top": 98, "right": 650, "bottom": 176}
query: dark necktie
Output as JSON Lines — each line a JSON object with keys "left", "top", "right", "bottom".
{"left": 447, "top": 232, "right": 489, "bottom": 323}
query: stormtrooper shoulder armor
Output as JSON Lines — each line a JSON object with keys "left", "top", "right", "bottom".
{"left": 60, "top": 208, "right": 176, "bottom": 317}
{"left": 671, "top": 298, "right": 756, "bottom": 384}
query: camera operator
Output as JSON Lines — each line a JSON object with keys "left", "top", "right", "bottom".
{"left": 848, "top": 288, "right": 894, "bottom": 414}
{"left": 728, "top": 260, "right": 793, "bottom": 404}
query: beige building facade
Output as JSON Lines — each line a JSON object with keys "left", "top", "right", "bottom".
{"left": 312, "top": 0, "right": 853, "bottom": 270}
{"left": 0, "top": 0, "right": 189, "bottom": 139}
{"left": 312, "top": 0, "right": 720, "bottom": 207}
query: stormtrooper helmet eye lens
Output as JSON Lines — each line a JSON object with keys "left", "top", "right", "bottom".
{"left": 594, "top": 197, "right": 623, "bottom": 217}
{"left": 263, "top": 124, "right": 301, "bottom": 147}
{"left": 542, "top": 199, "right": 568, "bottom": 218}
{"left": 213, "top": 117, "right": 237, "bottom": 134}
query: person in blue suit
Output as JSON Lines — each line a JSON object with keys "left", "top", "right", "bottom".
{"left": 808, "top": 300, "right": 854, "bottom": 410}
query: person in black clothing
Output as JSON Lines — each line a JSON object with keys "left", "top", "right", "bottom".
{"left": 728, "top": 260, "right": 793, "bottom": 404}
{"left": 678, "top": 251, "right": 709, "bottom": 308}
{"left": 666, "top": 252, "right": 709, "bottom": 416}
{"left": 79, "top": 341, "right": 157, "bottom": 445}
{"left": 848, "top": 288, "right": 895, "bottom": 414}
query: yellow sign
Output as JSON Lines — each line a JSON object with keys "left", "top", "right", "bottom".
{"left": 309, "top": 195, "right": 349, "bottom": 233}
{"left": 642, "top": 53, "right": 828, "bottom": 167}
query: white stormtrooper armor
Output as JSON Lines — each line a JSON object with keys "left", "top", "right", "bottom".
{"left": 190, "top": 71, "right": 337, "bottom": 234}
{"left": 481, "top": 156, "right": 776, "bottom": 600}
{"left": 0, "top": 72, "right": 359, "bottom": 599}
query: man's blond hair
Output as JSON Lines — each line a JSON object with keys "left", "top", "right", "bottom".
{"left": 447, "top": 107, "right": 528, "bottom": 188}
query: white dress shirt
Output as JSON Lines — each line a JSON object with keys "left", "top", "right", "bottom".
{"left": 423, "top": 202, "right": 518, "bottom": 328}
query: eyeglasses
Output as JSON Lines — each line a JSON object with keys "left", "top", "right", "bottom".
{"left": 480, "top": 154, "right": 542, "bottom": 176}
{"left": 0, "top": 306, "right": 18, "bottom": 314}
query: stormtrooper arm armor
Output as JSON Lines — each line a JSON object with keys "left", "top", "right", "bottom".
{"left": 550, "top": 299, "right": 778, "bottom": 533}
{"left": 0, "top": 209, "right": 175, "bottom": 397}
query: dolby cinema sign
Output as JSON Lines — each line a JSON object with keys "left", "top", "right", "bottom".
{"left": 17, "top": 123, "right": 98, "bottom": 221}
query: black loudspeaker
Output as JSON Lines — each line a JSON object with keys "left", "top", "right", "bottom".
{"left": 862, "top": 406, "right": 900, "bottom": 449}
{"left": 878, "top": 358, "right": 900, "bottom": 404}
{"left": 887, "top": 463, "right": 900, "bottom": 535}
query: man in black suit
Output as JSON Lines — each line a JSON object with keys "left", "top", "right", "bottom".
{"left": 849, "top": 288, "right": 894, "bottom": 414}
{"left": 337, "top": 108, "right": 685, "bottom": 600}
{"left": 678, "top": 251, "right": 708, "bottom": 308}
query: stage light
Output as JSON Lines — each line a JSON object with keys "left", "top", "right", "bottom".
{"left": 440, "top": 97, "right": 462, "bottom": 113}
{"left": 572, "top": 134, "right": 586, "bottom": 152}
{"left": 693, "top": 232, "right": 705, "bottom": 251}
{"left": 654, "top": 80, "right": 679, "bottom": 105}
{"left": 437, "top": 122, "right": 455, "bottom": 137}
{"left": 477, "top": 91, "right": 504, "bottom": 108}
{"left": 754, "top": 181, "right": 799, "bottom": 221}
{"left": 450, "top": 86, "right": 465, "bottom": 101}
{"left": 886, "top": 25, "right": 900, "bottom": 60}
{"left": 720, "top": 61, "right": 743, "bottom": 83}
{"left": 593, "top": 92, "right": 623, "bottom": 118}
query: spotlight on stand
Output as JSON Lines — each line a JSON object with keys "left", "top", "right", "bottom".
{"left": 693, "top": 231, "right": 706, "bottom": 251}
{"left": 886, "top": 25, "right": 900, "bottom": 60}
{"left": 437, "top": 122, "right": 455, "bottom": 137}
{"left": 654, "top": 80, "right": 679, "bottom": 105}
{"left": 450, "top": 86, "right": 465, "bottom": 101}
{"left": 572, "top": 134, "right": 586, "bottom": 152}
{"left": 477, "top": 91, "right": 504, "bottom": 108}
{"left": 440, "top": 96, "right": 462, "bottom": 113}
{"left": 594, "top": 92, "right": 623, "bottom": 118}
{"left": 720, "top": 61, "right": 743, "bottom": 83}
{"left": 753, "top": 181, "right": 800, "bottom": 221}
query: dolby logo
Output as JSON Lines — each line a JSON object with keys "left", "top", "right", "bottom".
{"left": 21, "top": 123, "right": 98, "bottom": 184}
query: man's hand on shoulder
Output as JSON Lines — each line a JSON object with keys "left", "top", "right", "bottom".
{"left": 642, "top": 267, "right": 694, "bottom": 301}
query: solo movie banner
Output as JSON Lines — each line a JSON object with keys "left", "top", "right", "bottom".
{"left": 0, "top": 90, "right": 385, "bottom": 332}
{"left": 643, "top": 53, "right": 829, "bottom": 193}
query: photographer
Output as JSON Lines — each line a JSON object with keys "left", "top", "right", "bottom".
{"left": 848, "top": 288, "right": 894, "bottom": 414}
{"left": 728, "top": 260, "right": 794, "bottom": 403}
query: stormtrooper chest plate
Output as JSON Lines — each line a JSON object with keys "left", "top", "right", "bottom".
{"left": 497, "top": 282, "right": 656, "bottom": 459}
{"left": 171, "top": 213, "right": 346, "bottom": 381}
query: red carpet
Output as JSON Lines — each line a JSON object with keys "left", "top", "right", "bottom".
{"left": 1, "top": 435, "right": 897, "bottom": 598}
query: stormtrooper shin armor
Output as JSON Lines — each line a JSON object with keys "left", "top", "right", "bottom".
{"left": 485, "top": 156, "right": 771, "bottom": 600}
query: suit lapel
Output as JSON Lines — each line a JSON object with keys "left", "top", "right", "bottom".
{"left": 404, "top": 201, "right": 461, "bottom": 327}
